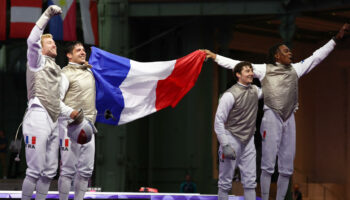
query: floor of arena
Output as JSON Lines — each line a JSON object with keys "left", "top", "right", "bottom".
{"left": 0, "top": 191, "right": 262, "bottom": 200}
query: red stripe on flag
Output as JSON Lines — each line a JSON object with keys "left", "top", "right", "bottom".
{"left": 155, "top": 50, "right": 206, "bottom": 110}
{"left": 63, "top": 0, "right": 77, "bottom": 41}
{"left": 10, "top": 22, "right": 35, "bottom": 38}
{"left": 0, "top": 0, "right": 6, "bottom": 40}
{"left": 11, "top": 0, "right": 41, "bottom": 8}
{"left": 32, "top": 136, "right": 36, "bottom": 145}
{"left": 90, "top": 0, "right": 99, "bottom": 45}
{"left": 65, "top": 139, "right": 69, "bottom": 147}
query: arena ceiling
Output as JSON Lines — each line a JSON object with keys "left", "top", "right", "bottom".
{"left": 126, "top": 0, "right": 350, "bottom": 43}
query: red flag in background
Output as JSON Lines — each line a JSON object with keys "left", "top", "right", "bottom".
{"left": 80, "top": 0, "right": 99, "bottom": 45}
{"left": 0, "top": 0, "right": 6, "bottom": 40}
{"left": 10, "top": 0, "right": 42, "bottom": 38}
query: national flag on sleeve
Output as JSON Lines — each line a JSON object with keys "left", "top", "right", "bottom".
{"left": 80, "top": 0, "right": 98, "bottom": 45}
{"left": 9, "top": 0, "right": 42, "bottom": 39}
{"left": 60, "top": 138, "right": 69, "bottom": 147}
{"left": 48, "top": 0, "right": 76, "bottom": 41}
{"left": 25, "top": 136, "right": 36, "bottom": 145}
{"left": 0, "top": 0, "right": 6, "bottom": 40}
{"left": 89, "top": 47, "right": 206, "bottom": 125}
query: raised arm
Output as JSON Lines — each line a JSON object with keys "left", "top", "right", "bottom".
{"left": 27, "top": 5, "right": 62, "bottom": 70}
{"left": 253, "top": 85, "right": 263, "bottom": 99}
{"left": 293, "top": 23, "right": 350, "bottom": 78}
{"left": 202, "top": 49, "right": 267, "bottom": 80}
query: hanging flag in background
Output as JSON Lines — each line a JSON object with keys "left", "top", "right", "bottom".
{"left": 89, "top": 48, "right": 206, "bottom": 126}
{"left": 9, "top": 0, "right": 42, "bottom": 39}
{"left": 48, "top": 0, "right": 76, "bottom": 41}
{"left": 0, "top": 0, "right": 6, "bottom": 40}
{"left": 80, "top": 0, "right": 99, "bottom": 45}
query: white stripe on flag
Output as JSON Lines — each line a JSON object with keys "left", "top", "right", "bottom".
{"left": 118, "top": 60, "right": 176, "bottom": 125}
{"left": 10, "top": 7, "right": 41, "bottom": 23}
{"left": 80, "top": 0, "right": 95, "bottom": 45}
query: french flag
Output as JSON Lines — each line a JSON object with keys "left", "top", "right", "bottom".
{"left": 48, "top": 0, "right": 76, "bottom": 41}
{"left": 9, "top": 0, "right": 42, "bottom": 38}
{"left": 25, "top": 136, "right": 36, "bottom": 145}
{"left": 89, "top": 47, "right": 206, "bottom": 125}
{"left": 80, "top": 0, "right": 98, "bottom": 45}
{"left": 60, "top": 138, "right": 69, "bottom": 147}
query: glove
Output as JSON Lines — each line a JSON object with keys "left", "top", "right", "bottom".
{"left": 222, "top": 144, "right": 236, "bottom": 160}
{"left": 70, "top": 109, "right": 84, "bottom": 125}
{"left": 334, "top": 23, "right": 350, "bottom": 43}
{"left": 36, "top": 5, "right": 62, "bottom": 29}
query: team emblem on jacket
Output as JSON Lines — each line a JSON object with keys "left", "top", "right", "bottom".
{"left": 25, "top": 136, "right": 36, "bottom": 149}
{"left": 60, "top": 138, "right": 70, "bottom": 151}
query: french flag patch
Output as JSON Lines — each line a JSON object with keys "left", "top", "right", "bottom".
{"left": 60, "top": 139, "right": 69, "bottom": 147}
{"left": 25, "top": 136, "right": 36, "bottom": 145}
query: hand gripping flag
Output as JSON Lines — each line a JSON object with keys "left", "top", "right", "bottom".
{"left": 48, "top": 0, "right": 76, "bottom": 41}
{"left": 89, "top": 47, "right": 206, "bottom": 125}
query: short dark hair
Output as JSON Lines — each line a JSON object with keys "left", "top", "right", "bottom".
{"left": 267, "top": 43, "right": 284, "bottom": 65}
{"left": 65, "top": 41, "right": 84, "bottom": 54}
{"left": 232, "top": 61, "right": 253, "bottom": 81}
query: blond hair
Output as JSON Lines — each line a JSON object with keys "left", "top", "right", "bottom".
{"left": 41, "top": 34, "right": 53, "bottom": 46}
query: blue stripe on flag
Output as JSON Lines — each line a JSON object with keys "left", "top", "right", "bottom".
{"left": 89, "top": 47, "right": 131, "bottom": 125}
{"left": 60, "top": 139, "right": 62, "bottom": 147}
{"left": 25, "top": 136, "right": 28, "bottom": 144}
{"left": 48, "top": 0, "right": 63, "bottom": 40}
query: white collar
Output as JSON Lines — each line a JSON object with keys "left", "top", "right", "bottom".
{"left": 69, "top": 62, "right": 81, "bottom": 66}
{"left": 237, "top": 82, "right": 250, "bottom": 87}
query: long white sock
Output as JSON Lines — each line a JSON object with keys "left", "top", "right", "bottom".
{"left": 244, "top": 188, "right": 256, "bottom": 200}
{"left": 59, "top": 176, "right": 73, "bottom": 200}
{"left": 218, "top": 188, "right": 229, "bottom": 200}
{"left": 22, "top": 176, "right": 37, "bottom": 200}
{"left": 260, "top": 170, "right": 272, "bottom": 200}
{"left": 74, "top": 174, "right": 89, "bottom": 200}
{"left": 35, "top": 176, "right": 52, "bottom": 200}
{"left": 276, "top": 174, "right": 290, "bottom": 200}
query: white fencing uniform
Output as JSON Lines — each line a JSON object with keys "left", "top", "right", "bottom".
{"left": 58, "top": 63, "right": 96, "bottom": 200}
{"left": 215, "top": 39, "right": 337, "bottom": 200}
{"left": 22, "top": 6, "right": 71, "bottom": 200}
{"left": 215, "top": 83, "right": 262, "bottom": 200}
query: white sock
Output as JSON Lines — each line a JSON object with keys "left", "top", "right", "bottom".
{"left": 22, "top": 176, "right": 37, "bottom": 200}
{"left": 243, "top": 188, "right": 255, "bottom": 200}
{"left": 59, "top": 176, "right": 72, "bottom": 200}
{"left": 35, "top": 176, "right": 52, "bottom": 200}
{"left": 218, "top": 188, "right": 229, "bottom": 200}
{"left": 276, "top": 174, "right": 290, "bottom": 200}
{"left": 260, "top": 170, "right": 272, "bottom": 200}
{"left": 74, "top": 174, "right": 89, "bottom": 200}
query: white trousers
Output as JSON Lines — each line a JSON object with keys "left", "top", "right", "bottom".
{"left": 22, "top": 105, "right": 59, "bottom": 179}
{"left": 218, "top": 134, "right": 256, "bottom": 191}
{"left": 59, "top": 118, "right": 95, "bottom": 179}
{"left": 260, "top": 108, "right": 296, "bottom": 176}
